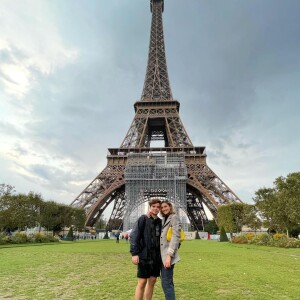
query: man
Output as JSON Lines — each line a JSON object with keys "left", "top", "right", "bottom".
{"left": 130, "top": 199, "right": 162, "bottom": 300}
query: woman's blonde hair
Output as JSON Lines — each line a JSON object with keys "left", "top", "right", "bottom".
{"left": 160, "top": 200, "right": 175, "bottom": 216}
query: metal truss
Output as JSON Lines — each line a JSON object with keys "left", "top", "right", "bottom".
{"left": 123, "top": 152, "right": 188, "bottom": 231}
{"left": 70, "top": 0, "right": 243, "bottom": 230}
{"left": 141, "top": 0, "right": 172, "bottom": 101}
{"left": 71, "top": 163, "right": 125, "bottom": 226}
{"left": 120, "top": 102, "right": 193, "bottom": 148}
{"left": 187, "top": 162, "right": 242, "bottom": 207}
{"left": 186, "top": 191, "right": 209, "bottom": 231}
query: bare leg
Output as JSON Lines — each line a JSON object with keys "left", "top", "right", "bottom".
{"left": 135, "top": 278, "right": 147, "bottom": 300}
{"left": 145, "top": 276, "right": 157, "bottom": 300}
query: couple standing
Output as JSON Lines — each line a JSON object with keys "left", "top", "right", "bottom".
{"left": 130, "top": 199, "right": 181, "bottom": 300}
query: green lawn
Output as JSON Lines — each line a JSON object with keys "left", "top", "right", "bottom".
{"left": 0, "top": 240, "right": 299, "bottom": 299}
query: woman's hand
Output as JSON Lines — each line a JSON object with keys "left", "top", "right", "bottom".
{"left": 163, "top": 255, "right": 172, "bottom": 269}
{"left": 132, "top": 255, "right": 139, "bottom": 265}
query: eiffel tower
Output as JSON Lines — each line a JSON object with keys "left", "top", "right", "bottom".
{"left": 71, "top": 0, "right": 242, "bottom": 230}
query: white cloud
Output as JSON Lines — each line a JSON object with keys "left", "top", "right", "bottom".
{"left": 0, "top": 0, "right": 80, "bottom": 202}
{"left": 0, "top": 0, "right": 78, "bottom": 98}
{"left": 0, "top": 63, "right": 32, "bottom": 97}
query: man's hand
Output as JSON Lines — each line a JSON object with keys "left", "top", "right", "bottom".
{"left": 163, "top": 255, "right": 172, "bottom": 269}
{"left": 132, "top": 255, "right": 139, "bottom": 265}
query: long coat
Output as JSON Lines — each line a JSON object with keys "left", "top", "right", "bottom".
{"left": 160, "top": 213, "right": 181, "bottom": 265}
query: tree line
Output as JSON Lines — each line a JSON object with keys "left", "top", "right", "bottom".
{"left": 1, "top": 172, "right": 299, "bottom": 236}
{"left": 217, "top": 172, "right": 300, "bottom": 237}
{"left": 0, "top": 184, "right": 85, "bottom": 234}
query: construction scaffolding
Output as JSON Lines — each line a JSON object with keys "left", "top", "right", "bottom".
{"left": 123, "top": 152, "right": 188, "bottom": 231}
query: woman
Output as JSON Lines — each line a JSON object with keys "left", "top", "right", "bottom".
{"left": 160, "top": 200, "right": 181, "bottom": 300}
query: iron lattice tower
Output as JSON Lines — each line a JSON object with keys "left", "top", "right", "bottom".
{"left": 71, "top": 0, "right": 242, "bottom": 230}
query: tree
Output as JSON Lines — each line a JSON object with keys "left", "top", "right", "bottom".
{"left": 0, "top": 184, "right": 16, "bottom": 230}
{"left": 289, "top": 225, "right": 300, "bottom": 238}
{"left": 40, "top": 201, "right": 62, "bottom": 232}
{"left": 0, "top": 184, "right": 15, "bottom": 197}
{"left": 40, "top": 202, "right": 86, "bottom": 234}
{"left": 274, "top": 173, "right": 300, "bottom": 226}
{"left": 253, "top": 188, "right": 278, "bottom": 231}
{"left": 71, "top": 208, "right": 86, "bottom": 232}
{"left": 59, "top": 204, "right": 74, "bottom": 230}
{"left": 66, "top": 226, "right": 74, "bottom": 241}
{"left": 204, "top": 220, "right": 219, "bottom": 234}
{"left": 219, "top": 226, "right": 229, "bottom": 242}
{"left": 254, "top": 172, "right": 300, "bottom": 236}
{"left": 0, "top": 186, "right": 88, "bottom": 234}
{"left": 26, "top": 192, "right": 44, "bottom": 228}
{"left": 244, "top": 205, "right": 262, "bottom": 233}
{"left": 95, "top": 216, "right": 107, "bottom": 230}
{"left": 0, "top": 192, "right": 43, "bottom": 231}
{"left": 217, "top": 203, "right": 250, "bottom": 234}
{"left": 103, "top": 231, "right": 109, "bottom": 239}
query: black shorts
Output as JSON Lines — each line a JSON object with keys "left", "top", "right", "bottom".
{"left": 137, "top": 259, "right": 161, "bottom": 278}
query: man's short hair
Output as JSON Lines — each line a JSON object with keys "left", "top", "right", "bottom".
{"left": 148, "top": 199, "right": 161, "bottom": 207}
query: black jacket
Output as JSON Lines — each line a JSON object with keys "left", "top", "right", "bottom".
{"left": 130, "top": 215, "right": 162, "bottom": 260}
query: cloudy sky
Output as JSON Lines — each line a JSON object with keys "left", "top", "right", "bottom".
{"left": 1, "top": 0, "right": 299, "bottom": 211}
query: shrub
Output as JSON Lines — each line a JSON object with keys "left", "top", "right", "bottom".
{"left": 271, "top": 234, "right": 288, "bottom": 247}
{"left": 246, "top": 232, "right": 254, "bottom": 241}
{"left": 0, "top": 232, "right": 9, "bottom": 245}
{"left": 219, "top": 227, "right": 229, "bottom": 242}
{"left": 12, "top": 232, "right": 31, "bottom": 244}
{"left": 273, "top": 233, "right": 286, "bottom": 240}
{"left": 65, "top": 227, "right": 74, "bottom": 241}
{"left": 33, "top": 232, "right": 45, "bottom": 243}
{"left": 244, "top": 233, "right": 300, "bottom": 248}
{"left": 33, "top": 232, "right": 59, "bottom": 243}
{"left": 0, "top": 232, "right": 59, "bottom": 245}
{"left": 284, "top": 238, "right": 300, "bottom": 248}
{"left": 271, "top": 235, "right": 300, "bottom": 248}
{"left": 232, "top": 234, "right": 248, "bottom": 244}
{"left": 251, "top": 233, "right": 271, "bottom": 246}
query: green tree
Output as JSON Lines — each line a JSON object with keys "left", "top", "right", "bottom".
{"left": 289, "top": 225, "right": 300, "bottom": 238}
{"left": 95, "top": 216, "right": 107, "bottom": 230}
{"left": 66, "top": 226, "right": 74, "bottom": 241}
{"left": 0, "top": 184, "right": 16, "bottom": 230}
{"left": 0, "top": 192, "right": 43, "bottom": 231}
{"left": 58, "top": 204, "right": 74, "bottom": 230}
{"left": 217, "top": 203, "right": 250, "bottom": 234}
{"left": 204, "top": 219, "right": 219, "bottom": 234}
{"left": 253, "top": 188, "right": 278, "bottom": 231}
{"left": 275, "top": 173, "right": 300, "bottom": 226}
{"left": 244, "top": 205, "right": 262, "bottom": 233}
{"left": 254, "top": 172, "right": 300, "bottom": 236}
{"left": 40, "top": 201, "right": 62, "bottom": 232}
{"left": 40, "top": 202, "right": 85, "bottom": 234}
{"left": 71, "top": 208, "right": 86, "bottom": 232}
{"left": 219, "top": 226, "right": 229, "bottom": 242}
{"left": 0, "top": 186, "right": 87, "bottom": 234}
{"left": 0, "top": 184, "right": 15, "bottom": 197}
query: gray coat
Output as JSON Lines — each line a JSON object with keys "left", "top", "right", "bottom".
{"left": 160, "top": 213, "right": 181, "bottom": 265}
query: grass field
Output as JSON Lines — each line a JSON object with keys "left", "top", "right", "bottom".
{"left": 0, "top": 240, "right": 299, "bottom": 300}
